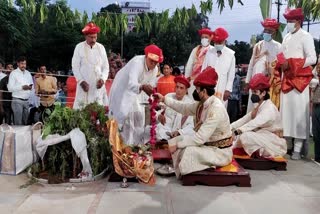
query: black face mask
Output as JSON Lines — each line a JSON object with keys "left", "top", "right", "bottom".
{"left": 251, "top": 94, "right": 261, "bottom": 103}
{"left": 192, "top": 90, "right": 201, "bottom": 101}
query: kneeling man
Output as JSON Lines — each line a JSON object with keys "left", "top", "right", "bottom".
{"left": 157, "top": 75, "right": 194, "bottom": 140}
{"left": 155, "top": 67, "right": 233, "bottom": 178}
{"left": 231, "top": 73, "right": 287, "bottom": 158}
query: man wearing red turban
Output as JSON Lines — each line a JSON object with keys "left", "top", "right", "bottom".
{"left": 246, "top": 18, "right": 282, "bottom": 113}
{"left": 109, "top": 44, "right": 163, "bottom": 145}
{"left": 231, "top": 73, "right": 287, "bottom": 158}
{"left": 280, "top": 8, "right": 317, "bottom": 160}
{"left": 72, "top": 22, "right": 110, "bottom": 109}
{"left": 155, "top": 66, "right": 233, "bottom": 178}
{"left": 202, "top": 27, "right": 236, "bottom": 103}
{"left": 185, "top": 28, "right": 214, "bottom": 99}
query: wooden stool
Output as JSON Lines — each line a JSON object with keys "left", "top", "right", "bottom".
{"left": 151, "top": 141, "right": 172, "bottom": 163}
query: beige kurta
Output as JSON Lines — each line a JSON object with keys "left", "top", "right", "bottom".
{"left": 231, "top": 100, "right": 287, "bottom": 158}
{"left": 165, "top": 95, "right": 233, "bottom": 177}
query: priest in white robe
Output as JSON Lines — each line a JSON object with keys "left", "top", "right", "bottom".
{"left": 109, "top": 44, "right": 163, "bottom": 145}
{"left": 71, "top": 22, "right": 110, "bottom": 109}
{"left": 155, "top": 67, "right": 233, "bottom": 178}
{"left": 156, "top": 75, "right": 194, "bottom": 140}
{"left": 184, "top": 28, "right": 213, "bottom": 99}
{"left": 246, "top": 18, "right": 282, "bottom": 112}
{"left": 202, "top": 27, "right": 235, "bottom": 102}
{"left": 280, "top": 8, "right": 317, "bottom": 160}
{"left": 232, "top": 74, "right": 287, "bottom": 158}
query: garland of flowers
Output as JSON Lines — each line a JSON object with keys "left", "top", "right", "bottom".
{"left": 148, "top": 89, "right": 157, "bottom": 145}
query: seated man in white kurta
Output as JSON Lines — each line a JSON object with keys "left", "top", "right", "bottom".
{"left": 72, "top": 22, "right": 109, "bottom": 109}
{"left": 155, "top": 67, "right": 233, "bottom": 178}
{"left": 156, "top": 75, "right": 194, "bottom": 140}
{"left": 231, "top": 74, "right": 287, "bottom": 158}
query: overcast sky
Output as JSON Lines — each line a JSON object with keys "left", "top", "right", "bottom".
{"left": 67, "top": 0, "right": 320, "bottom": 43}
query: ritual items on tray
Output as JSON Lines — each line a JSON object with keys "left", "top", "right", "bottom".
{"left": 107, "top": 119, "right": 156, "bottom": 185}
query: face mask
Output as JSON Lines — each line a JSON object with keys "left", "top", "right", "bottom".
{"left": 215, "top": 44, "right": 224, "bottom": 51}
{"left": 287, "top": 22, "right": 296, "bottom": 33}
{"left": 263, "top": 33, "right": 272, "bottom": 42}
{"left": 192, "top": 90, "right": 201, "bottom": 101}
{"left": 201, "top": 38, "right": 210, "bottom": 47}
{"left": 251, "top": 94, "right": 261, "bottom": 103}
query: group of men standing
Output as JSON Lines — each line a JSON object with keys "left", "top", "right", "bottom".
{"left": 69, "top": 7, "right": 319, "bottom": 178}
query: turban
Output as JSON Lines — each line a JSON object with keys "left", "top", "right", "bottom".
{"left": 194, "top": 66, "right": 218, "bottom": 87}
{"left": 283, "top": 8, "right": 304, "bottom": 21}
{"left": 174, "top": 75, "right": 190, "bottom": 88}
{"left": 261, "top": 18, "right": 280, "bottom": 30}
{"left": 82, "top": 22, "right": 101, "bottom": 35}
{"left": 198, "top": 28, "right": 213, "bottom": 36}
{"left": 213, "top": 27, "right": 229, "bottom": 43}
{"left": 249, "top": 73, "right": 270, "bottom": 90}
{"left": 144, "top": 44, "right": 164, "bottom": 63}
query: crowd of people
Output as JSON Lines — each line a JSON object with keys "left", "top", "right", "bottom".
{"left": 0, "top": 7, "right": 319, "bottom": 178}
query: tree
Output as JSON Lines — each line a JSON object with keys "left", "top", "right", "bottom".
{"left": 228, "top": 40, "right": 252, "bottom": 64}
{"left": 99, "top": 3, "right": 121, "bottom": 14}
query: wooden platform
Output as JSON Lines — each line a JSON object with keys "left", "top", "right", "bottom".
{"left": 181, "top": 160, "right": 251, "bottom": 187}
{"left": 151, "top": 141, "right": 172, "bottom": 162}
{"left": 235, "top": 158, "right": 287, "bottom": 171}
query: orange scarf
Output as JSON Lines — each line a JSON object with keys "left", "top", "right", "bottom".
{"left": 190, "top": 46, "right": 209, "bottom": 79}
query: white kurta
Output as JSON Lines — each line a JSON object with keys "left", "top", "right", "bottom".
{"left": 231, "top": 100, "right": 287, "bottom": 158}
{"left": 202, "top": 46, "right": 236, "bottom": 101}
{"left": 280, "top": 29, "right": 317, "bottom": 139}
{"left": 246, "top": 40, "right": 281, "bottom": 112}
{"left": 156, "top": 93, "right": 194, "bottom": 140}
{"left": 185, "top": 45, "right": 213, "bottom": 99}
{"left": 165, "top": 95, "right": 233, "bottom": 177}
{"left": 109, "top": 55, "right": 158, "bottom": 145}
{"left": 72, "top": 41, "right": 109, "bottom": 109}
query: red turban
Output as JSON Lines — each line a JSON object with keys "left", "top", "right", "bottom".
{"left": 144, "top": 44, "right": 164, "bottom": 63}
{"left": 82, "top": 22, "right": 101, "bottom": 35}
{"left": 198, "top": 28, "right": 213, "bottom": 36}
{"left": 283, "top": 8, "right": 304, "bottom": 21}
{"left": 194, "top": 66, "right": 218, "bottom": 87}
{"left": 261, "top": 18, "right": 280, "bottom": 30}
{"left": 249, "top": 73, "right": 270, "bottom": 91}
{"left": 213, "top": 27, "right": 229, "bottom": 43}
{"left": 174, "top": 75, "right": 190, "bottom": 88}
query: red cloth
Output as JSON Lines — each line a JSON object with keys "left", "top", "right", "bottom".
{"left": 105, "top": 79, "right": 113, "bottom": 96}
{"left": 212, "top": 27, "right": 229, "bottom": 43}
{"left": 198, "top": 28, "right": 213, "bottom": 36}
{"left": 144, "top": 44, "right": 164, "bottom": 63}
{"left": 283, "top": 8, "right": 304, "bottom": 21}
{"left": 249, "top": 73, "right": 270, "bottom": 90}
{"left": 66, "top": 76, "right": 77, "bottom": 108}
{"left": 194, "top": 66, "right": 218, "bottom": 87}
{"left": 281, "top": 58, "right": 313, "bottom": 93}
{"left": 157, "top": 75, "right": 176, "bottom": 96}
{"left": 82, "top": 22, "right": 101, "bottom": 34}
{"left": 261, "top": 18, "right": 280, "bottom": 30}
{"left": 174, "top": 75, "right": 190, "bottom": 88}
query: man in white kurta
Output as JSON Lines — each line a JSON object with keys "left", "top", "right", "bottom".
{"left": 246, "top": 19, "right": 281, "bottom": 112}
{"left": 185, "top": 28, "right": 213, "bottom": 99}
{"left": 280, "top": 8, "right": 317, "bottom": 160}
{"left": 156, "top": 67, "right": 233, "bottom": 178}
{"left": 72, "top": 22, "right": 109, "bottom": 109}
{"left": 156, "top": 76, "right": 194, "bottom": 140}
{"left": 232, "top": 74, "right": 287, "bottom": 158}
{"left": 109, "top": 44, "right": 163, "bottom": 145}
{"left": 202, "top": 27, "right": 235, "bottom": 102}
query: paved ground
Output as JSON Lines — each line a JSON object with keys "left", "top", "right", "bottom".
{"left": 0, "top": 156, "right": 319, "bottom": 214}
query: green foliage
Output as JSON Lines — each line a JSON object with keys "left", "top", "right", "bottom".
{"left": 228, "top": 40, "right": 252, "bottom": 64}
{"left": 40, "top": 103, "right": 111, "bottom": 180}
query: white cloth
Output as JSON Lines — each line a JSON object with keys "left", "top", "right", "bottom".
{"left": 280, "top": 28, "right": 317, "bottom": 139}
{"left": 156, "top": 93, "right": 194, "bottom": 140}
{"left": 72, "top": 41, "right": 109, "bottom": 109}
{"left": 231, "top": 100, "right": 287, "bottom": 158}
{"left": 165, "top": 95, "right": 233, "bottom": 177}
{"left": 246, "top": 40, "right": 281, "bottom": 112}
{"left": 0, "top": 72, "right": 6, "bottom": 81}
{"left": 185, "top": 45, "right": 213, "bottom": 99}
{"left": 202, "top": 46, "right": 236, "bottom": 100}
{"left": 109, "top": 55, "right": 158, "bottom": 145}
{"left": 7, "top": 68, "right": 33, "bottom": 100}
